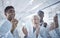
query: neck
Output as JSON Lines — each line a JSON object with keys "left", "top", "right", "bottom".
{"left": 33, "top": 23, "right": 39, "bottom": 29}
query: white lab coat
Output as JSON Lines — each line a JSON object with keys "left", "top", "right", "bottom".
{"left": 0, "top": 19, "right": 13, "bottom": 38}
{"left": 24, "top": 25, "right": 42, "bottom": 38}
{"left": 6, "top": 20, "right": 20, "bottom": 38}
{"left": 39, "top": 24, "right": 51, "bottom": 38}
{"left": 38, "top": 34, "right": 42, "bottom": 38}
{"left": 12, "top": 28, "right": 20, "bottom": 38}
{"left": 7, "top": 31, "right": 14, "bottom": 38}
{"left": 49, "top": 28, "right": 60, "bottom": 38}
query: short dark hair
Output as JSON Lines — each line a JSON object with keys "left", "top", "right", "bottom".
{"left": 38, "top": 10, "right": 44, "bottom": 16}
{"left": 4, "top": 6, "right": 14, "bottom": 13}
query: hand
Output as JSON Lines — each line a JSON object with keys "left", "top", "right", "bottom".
{"left": 22, "top": 26, "right": 28, "bottom": 36}
{"left": 49, "top": 22, "right": 55, "bottom": 31}
{"left": 11, "top": 19, "right": 18, "bottom": 33}
{"left": 11, "top": 19, "right": 18, "bottom": 26}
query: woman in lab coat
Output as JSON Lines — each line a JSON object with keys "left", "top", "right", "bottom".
{"left": 31, "top": 15, "right": 41, "bottom": 38}
{"left": 22, "top": 15, "right": 42, "bottom": 38}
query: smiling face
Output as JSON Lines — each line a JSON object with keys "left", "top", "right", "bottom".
{"left": 5, "top": 8, "right": 15, "bottom": 21}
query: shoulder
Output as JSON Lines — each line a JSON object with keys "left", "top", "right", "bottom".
{"left": 3, "top": 19, "right": 12, "bottom": 28}
{"left": 0, "top": 19, "right": 12, "bottom": 35}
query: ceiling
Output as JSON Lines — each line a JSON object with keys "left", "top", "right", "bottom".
{"left": 0, "top": 0, "right": 60, "bottom": 22}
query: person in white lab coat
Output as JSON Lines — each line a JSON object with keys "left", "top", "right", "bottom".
{"left": 22, "top": 15, "right": 42, "bottom": 38}
{"left": 4, "top": 6, "right": 20, "bottom": 38}
{"left": 31, "top": 15, "right": 41, "bottom": 38}
{"left": 49, "top": 14, "right": 60, "bottom": 38}
{"left": 37, "top": 10, "right": 52, "bottom": 38}
{"left": 38, "top": 10, "right": 47, "bottom": 28}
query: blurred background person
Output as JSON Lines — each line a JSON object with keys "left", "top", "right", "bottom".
{"left": 49, "top": 14, "right": 60, "bottom": 38}
{"left": 38, "top": 10, "right": 47, "bottom": 28}
{"left": 22, "top": 15, "right": 41, "bottom": 38}
{"left": 37, "top": 10, "right": 51, "bottom": 38}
